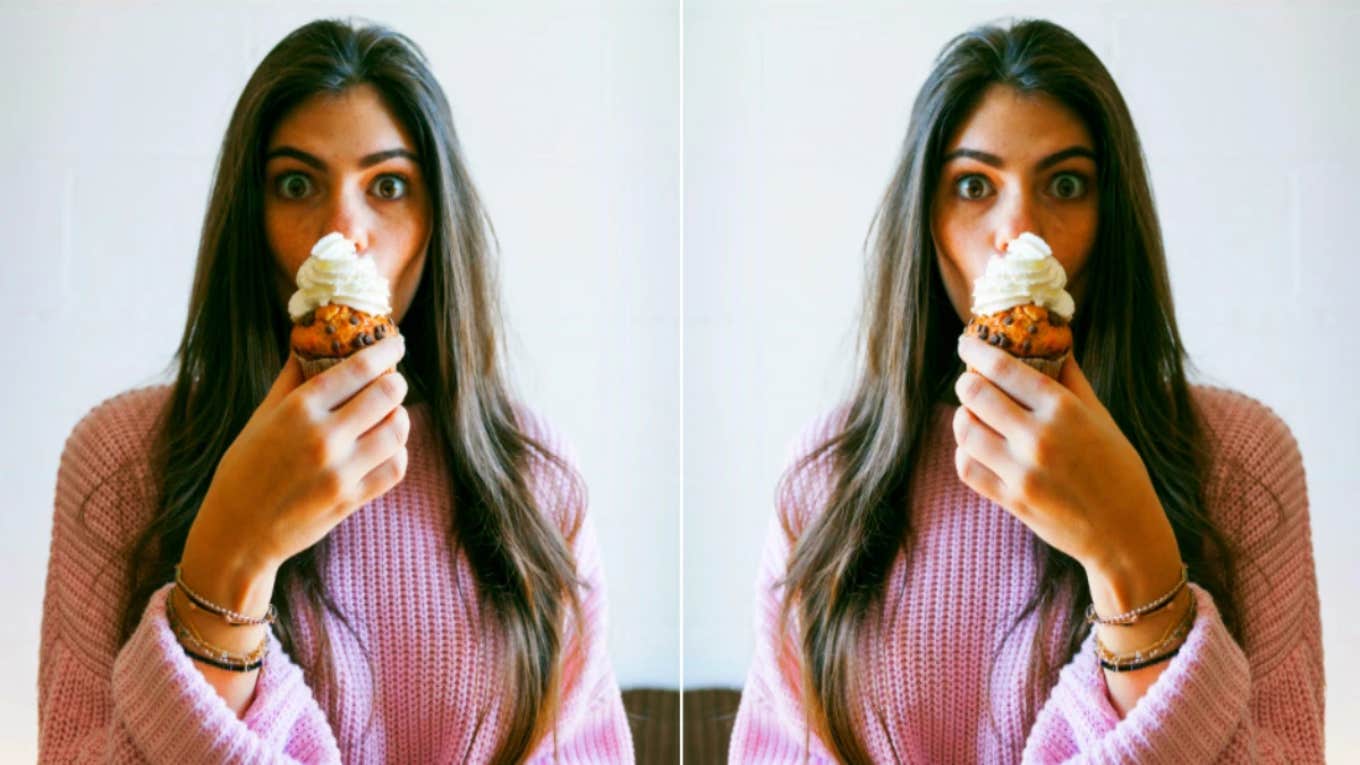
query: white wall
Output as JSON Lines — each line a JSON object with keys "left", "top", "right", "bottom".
{"left": 0, "top": 1, "right": 678, "bottom": 760}
{"left": 683, "top": 1, "right": 1359, "bottom": 761}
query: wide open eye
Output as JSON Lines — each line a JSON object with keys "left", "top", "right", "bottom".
{"left": 955, "top": 174, "right": 994, "bottom": 201}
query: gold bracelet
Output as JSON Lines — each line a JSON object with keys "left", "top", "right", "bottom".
{"left": 1094, "top": 587, "right": 1196, "bottom": 670}
{"left": 167, "top": 587, "right": 267, "bottom": 671}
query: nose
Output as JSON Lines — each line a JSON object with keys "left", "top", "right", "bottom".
{"left": 991, "top": 189, "right": 1039, "bottom": 254}
{"left": 323, "top": 186, "right": 371, "bottom": 253}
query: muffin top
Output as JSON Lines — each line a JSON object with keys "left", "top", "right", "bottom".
{"left": 291, "top": 302, "right": 398, "bottom": 359}
{"left": 965, "top": 304, "right": 1071, "bottom": 359}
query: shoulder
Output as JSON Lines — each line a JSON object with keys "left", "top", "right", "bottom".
{"left": 511, "top": 403, "right": 588, "bottom": 540}
{"left": 1188, "top": 384, "right": 1308, "bottom": 535}
{"left": 775, "top": 404, "right": 851, "bottom": 539}
{"left": 58, "top": 384, "right": 172, "bottom": 499}
{"left": 1189, "top": 384, "right": 1304, "bottom": 487}
{"left": 52, "top": 384, "right": 173, "bottom": 568}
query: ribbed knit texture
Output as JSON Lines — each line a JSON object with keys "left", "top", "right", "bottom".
{"left": 729, "top": 386, "right": 1324, "bottom": 764}
{"left": 38, "top": 385, "right": 635, "bottom": 764}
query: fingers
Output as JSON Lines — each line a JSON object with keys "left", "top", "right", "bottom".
{"left": 952, "top": 405, "right": 1012, "bottom": 479}
{"left": 265, "top": 353, "right": 304, "bottom": 408}
{"left": 333, "top": 371, "right": 409, "bottom": 443}
{"left": 953, "top": 442, "right": 1008, "bottom": 507}
{"left": 954, "top": 371, "right": 1030, "bottom": 442}
{"left": 348, "top": 405, "right": 410, "bottom": 505}
{"left": 304, "top": 335, "right": 406, "bottom": 412}
{"left": 957, "top": 334, "right": 1059, "bottom": 413}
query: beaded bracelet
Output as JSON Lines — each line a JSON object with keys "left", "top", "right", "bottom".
{"left": 1084, "top": 563, "right": 1188, "bottom": 627}
{"left": 1095, "top": 588, "right": 1196, "bottom": 672}
{"left": 174, "top": 564, "right": 277, "bottom": 626}
{"left": 167, "top": 587, "right": 267, "bottom": 673}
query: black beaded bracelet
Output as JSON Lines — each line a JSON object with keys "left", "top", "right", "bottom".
{"left": 180, "top": 644, "right": 265, "bottom": 673}
{"left": 1099, "top": 647, "right": 1180, "bottom": 673}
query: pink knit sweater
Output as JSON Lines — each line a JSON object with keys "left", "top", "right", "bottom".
{"left": 730, "top": 385, "right": 1324, "bottom": 763}
{"left": 39, "top": 385, "right": 635, "bottom": 764}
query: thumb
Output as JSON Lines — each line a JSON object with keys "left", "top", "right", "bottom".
{"left": 1057, "top": 351, "right": 1100, "bottom": 407}
{"left": 263, "top": 351, "right": 304, "bottom": 408}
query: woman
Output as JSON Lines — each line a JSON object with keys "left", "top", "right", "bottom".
{"left": 730, "top": 18, "right": 1323, "bottom": 764}
{"left": 38, "top": 19, "right": 633, "bottom": 764}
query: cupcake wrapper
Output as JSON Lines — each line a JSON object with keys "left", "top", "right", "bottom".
{"left": 297, "top": 354, "right": 345, "bottom": 380}
{"left": 1019, "top": 352, "right": 1068, "bottom": 380}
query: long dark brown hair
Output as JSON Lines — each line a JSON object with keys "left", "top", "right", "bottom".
{"left": 778, "top": 19, "right": 1243, "bottom": 762}
{"left": 105, "top": 19, "right": 584, "bottom": 763}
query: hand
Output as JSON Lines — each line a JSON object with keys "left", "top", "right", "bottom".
{"left": 951, "top": 334, "right": 1178, "bottom": 576}
{"left": 183, "top": 335, "right": 411, "bottom": 588}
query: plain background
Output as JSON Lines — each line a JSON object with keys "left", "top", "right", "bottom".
{"left": 0, "top": 1, "right": 678, "bottom": 760}
{"left": 684, "top": 0, "right": 1358, "bottom": 761}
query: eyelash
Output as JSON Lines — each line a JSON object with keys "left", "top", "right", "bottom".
{"left": 273, "top": 172, "right": 412, "bottom": 201}
{"left": 951, "top": 171, "right": 1091, "bottom": 201}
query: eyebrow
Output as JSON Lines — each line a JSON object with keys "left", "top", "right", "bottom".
{"left": 264, "top": 146, "right": 419, "bottom": 171}
{"left": 943, "top": 146, "right": 1097, "bottom": 171}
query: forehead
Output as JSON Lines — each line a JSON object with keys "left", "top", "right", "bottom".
{"left": 267, "top": 83, "right": 416, "bottom": 154}
{"left": 944, "top": 84, "right": 1093, "bottom": 156}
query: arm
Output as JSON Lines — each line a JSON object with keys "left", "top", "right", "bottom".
{"left": 727, "top": 512, "right": 838, "bottom": 764}
{"left": 1022, "top": 394, "right": 1325, "bottom": 764}
{"left": 37, "top": 391, "right": 343, "bottom": 764}
{"left": 513, "top": 409, "right": 635, "bottom": 763}
{"left": 527, "top": 511, "right": 636, "bottom": 763}
{"left": 729, "top": 413, "right": 846, "bottom": 764}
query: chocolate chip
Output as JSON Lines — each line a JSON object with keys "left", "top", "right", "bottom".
{"left": 977, "top": 325, "right": 989, "bottom": 339}
{"left": 324, "top": 324, "right": 336, "bottom": 335}
{"left": 1027, "top": 324, "right": 1039, "bottom": 334}
{"left": 1023, "top": 340, "right": 1032, "bottom": 354}
{"left": 362, "top": 333, "right": 373, "bottom": 346}
{"left": 998, "top": 335, "right": 1011, "bottom": 349}
{"left": 988, "top": 334, "right": 1002, "bottom": 346}
{"left": 331, "top": 340, "right": 341, "bottom": 353}
{"left": 301, "top": 310, "right": 315, "bottom": 326}
{"left": 1003, "top": 315, "right": 1013, "bottom": 326}
{"left": 349, "top": 314, "right": 360, "bottom": 326}
{"left": 374, "top": 326, "right": 386, "bottom": 339}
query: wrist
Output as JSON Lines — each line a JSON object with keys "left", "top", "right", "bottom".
{"left": 180, "top": 532, "right": 279, "bottom": 619}
{"left": 1084, "top": 540, "right": 1191, "bottom": 655}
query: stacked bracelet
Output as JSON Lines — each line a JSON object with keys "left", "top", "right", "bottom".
{"left": 166, "top": 587, "right": 267, "bottom": 672}
{"left": 1095, "top": 587, "right": 1196, "bottom": 672}
{"left": 174, "top": 564, "right": 277, "bottom": 626}
{"left": 1084, "top": 563, "right": 1188, "bottom": 627}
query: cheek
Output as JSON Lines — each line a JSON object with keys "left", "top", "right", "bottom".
{"left": 263, "top": 206, "right": 308, "bottom": 283}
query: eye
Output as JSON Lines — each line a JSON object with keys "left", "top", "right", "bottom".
{"left": 276, "top": 172, "right": 313, "bottom": 200}
{"left": 954, "top": 174, "right": 993, "bottom": 201}
{"left": 1048, "top": 172, "right": 1087, "bottom": 200}
{"left": 373, "top": 174, "right": 409, "bottom": 200}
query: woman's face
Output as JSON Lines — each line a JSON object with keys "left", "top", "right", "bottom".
{"left": 930, "top": 84, "right": 1099, "bottom": 322}
{"left": 265, "top": 83, "right": 432, "bottom": 325}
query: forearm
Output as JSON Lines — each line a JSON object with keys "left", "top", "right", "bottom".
{"left": 176, "top": 534, "right": 279, "bottom": 718}
{"left": 1085, "top": 537, "right": 1191, "bottom": 719}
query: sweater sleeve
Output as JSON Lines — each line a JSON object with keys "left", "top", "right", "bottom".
{"left": 37, "top": 389, "right": 343, "bottom": 764}
{"left": 529, "top": 511, "right": 636, "bottom": 764}
{"left": 729, "top": 414, "right": 844, "bottom": 764}
{"left": 1021, "top": 391, "right": 1325, "bottom": 764}
{"left": 516, "top": 408, "right": 636, "bottom": 763}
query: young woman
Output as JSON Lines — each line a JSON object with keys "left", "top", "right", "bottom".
{"left": 730, "top": 19, "right": 1323, "bottom": 764}
{"left": 38, "top": 19, "right": 633, "bottom": 764}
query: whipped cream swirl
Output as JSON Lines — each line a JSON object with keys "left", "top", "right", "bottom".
{"left": 970, "top": 232, "right": 1075, "bottom": 320}
{"left": 287, "top": 232, "right": 392, "bottom": 321}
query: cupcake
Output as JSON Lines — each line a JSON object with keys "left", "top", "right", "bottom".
{"left": 288, "top": 232, "right": 401, "bottom": 380}
{"left": 962, "top": 232, "right": 1074, "bottom": 379}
